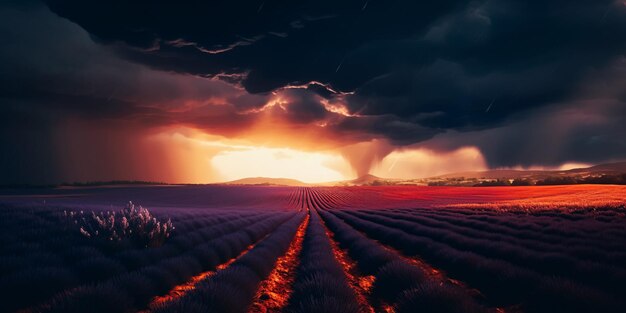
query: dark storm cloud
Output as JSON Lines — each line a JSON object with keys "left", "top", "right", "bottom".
{"left": 45, "top": 0, "right": 465, "bottom": 92}
{"left": 43, "top": 1, "right": 626, "bottom": 147}
{"left": 0, "top": 2, "right": 269, "bottom": 184}
{"left": 277, "top": 88, "right": 330, "bottom": 123}
{"left": 333, "top": 114, "right": 440, "bottom": 145}
{"left": 422, "top": 98, "right": 626, "bottom": 168}
{"left": 420, "top": 54, "right": 626, "bottom": 168}
{"left": 0, "top": 1, "right": 269, "bottom": 127}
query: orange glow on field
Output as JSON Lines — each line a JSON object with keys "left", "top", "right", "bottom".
{"left": 439, "top": 184, "right": 626, "bottom": 211}
{"left": 147, "top": 270, "right": 217, "bottom": 308}
{"left": 382, "top": 304, "right": 396, "bottom": 313}
{"left": 335, "top": 184, "right": 626, "bottom": 210}
{"left": 147, "top": 244, "right": 256, "bottom": 309}
{"left": 320, "top": 211, "right": 375, "bottom": 313}
{"left": 376, "top": 239, "right": 484, "bottom": 299}
{"left": 250, "top": 215, "right": 309, "bottom": 313}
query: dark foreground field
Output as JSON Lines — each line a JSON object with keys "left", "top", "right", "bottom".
{"left": 1, "top": 185, "right": 625, "bottom": 313}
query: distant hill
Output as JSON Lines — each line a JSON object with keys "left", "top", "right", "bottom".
{"left": 331, "top": 161, "right": 626, "bottom": 186}
{"left": 330, "top": 174, "right": 406, "bottom": 186}
{"left": 567, "top": 161, "right": 626, "bottom": 174}
{"left": 219, "top": 161, "right": 626, "bottom": 187}
{"left": 223, "top": 177, "right": 309, "bottom": 186}
{"left": 436, "top": 169, "right": 555, "bottom": 180}
{"left": 348, "top": 174, "right": 384, "bottom": 185}
{"left": 436, "top": 161, "right": 626, "bottom": 180}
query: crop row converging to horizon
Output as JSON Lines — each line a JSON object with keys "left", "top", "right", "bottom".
{"left": 1, "top": 186, "right": 625, "bottom": 313}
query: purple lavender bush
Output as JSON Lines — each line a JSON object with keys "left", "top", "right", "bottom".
{"left": 64, "top": 202, "right": 174, "bottom": 248}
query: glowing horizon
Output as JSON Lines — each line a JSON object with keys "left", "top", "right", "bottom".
{"left": 119, "top": 127, "right": 606, "bottom": 184}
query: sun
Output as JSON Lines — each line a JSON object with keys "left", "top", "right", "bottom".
{"left": 211, "top": 146, "right": 350, "bottom": 183}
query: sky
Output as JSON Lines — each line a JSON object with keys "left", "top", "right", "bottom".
{"left": 1, "top": 0, "right": 626, "bottom": 184}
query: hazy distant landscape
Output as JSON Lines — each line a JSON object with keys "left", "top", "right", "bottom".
{"left": 217, "top": 162, "right": 626, "bottom": 187}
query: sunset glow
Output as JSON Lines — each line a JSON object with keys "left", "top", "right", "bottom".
{"left": 211, "top": 146, "right": 349, "bottom": 183}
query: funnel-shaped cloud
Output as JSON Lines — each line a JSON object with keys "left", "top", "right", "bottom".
{"left": 340, "top": 139, "right": 395, "bottom": 177}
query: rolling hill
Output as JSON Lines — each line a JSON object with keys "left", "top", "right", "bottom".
{"left": 219, "top": 162, "right": 626, "bottom": 187}
{"left": 223, "top": 177, "right": 310, "bottom": 186}
{"left": 436, "top": 161, "right": 626, "bottom": 180}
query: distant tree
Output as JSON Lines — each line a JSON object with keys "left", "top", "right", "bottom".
{"left": 426, "top": 181, "right": 444, "bottom": 186}
{"left": 536, "top": 176, "right": 577, "bottom": 185}
{"left": 474, "top": 179, "right": 510, "bottom": 187}
{"left": 511, "top": 178, "right": 533, "bottom": 186}
{"left": 579, "top": 174, "right": 626, "bottom": 185}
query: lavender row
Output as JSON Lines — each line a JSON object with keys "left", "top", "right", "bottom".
{"left": 397, "top": 208, "right": 626, "bottom": 251}
{"left": 155, "top": 211, "right": 306, "bottom": 313}
{"left": 331, "top": 210, "right": 623, "bottom": 313}
{"left": 0, "top": 209, "right": 277, "bottom": 312}
{"left": 39, "top": 212, "right": 292, "bottom": 313}
{"left": 0, "top": 207, "right": 282, "bottom": 311}
{"left": 283, "top": 209, "right": 361, "bottom": 313}
{"left": 370, "top": 209, "right": 626, "bottom": 267}
{"left": 347, "top": 210, "right": 626, "bottom": 297}
{"left": 319, "top": 209, "right": 486, "bottom": 313}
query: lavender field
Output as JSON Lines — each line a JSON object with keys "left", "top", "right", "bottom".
{"left": 1, "top": 185, "right": 625, "bottom": 313}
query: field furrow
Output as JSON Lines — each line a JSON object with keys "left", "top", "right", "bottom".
{"left": 283, "top": 208, "right": 362, "bottom": 313}
{"left": 249, "top": 213, "right": 309, "bottom": 313}
{"left": 32, "top": 213, "right": 294, "bottom": 313}
{"left": 153, "top": 212, "right": 306, "bottom": 313}
{"left": 318, "top": 209, "right": 375, "bottom": 313}
{"left": 330, "top": 208, "right": 625, "bottom": 312}
{"left": 345, "top": 209, "right": 626, "bottom": 297}
{"left": 318, "top": 208, "right": 488, "bottom": 313}
{"left": 146, "top": 237, "right": 263, "bottom": 310}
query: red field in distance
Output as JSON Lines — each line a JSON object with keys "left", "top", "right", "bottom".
{"left": 320, "top": 185, "right": 626, "bottom": 211}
